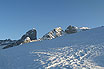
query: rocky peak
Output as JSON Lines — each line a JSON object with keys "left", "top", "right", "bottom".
{"left": 2, "top": 26, "right": 90, "bottom": 49}
{"left": 40, "top": 27, "right": 65, "bottom": 40}
{"left": 65, "top": 25, "right": 78, "bottom": 34}
{"left": 65, "top": 25, "right": 90, "bottom": 34}
{"left": 2, "top": 28, "right": 37, "bottom": 49}
{"left": 21, "top": 28, "right": 37, "bottom": 41}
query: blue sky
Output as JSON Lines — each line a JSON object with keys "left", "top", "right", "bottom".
{"left": 0, "top": 0, "right": 104, "bottom": 40}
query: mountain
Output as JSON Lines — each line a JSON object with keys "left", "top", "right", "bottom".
{"left": 21, "top": 28, "right": 37, "bottom": 41}
{"left": 0, "top": 26, "right": 104, "bottom": 69}
{"left": 0, "top": 39, "right": 17, "bottom": 48}
{"left": 40, "top": 26, "right": 90, "bottom": 40}
{"left": 1, "top": 25, "right": 90, "bottom": 49}
{"left": 2, "top": 28, "right": 37, "bottom": 49}
{"left": 65, "top": 25, "right": 90, "bottom": 34}
{"left": 40, "top": 27, "right": 65, "bottom": 40}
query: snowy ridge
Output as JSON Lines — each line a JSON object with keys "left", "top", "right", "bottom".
{"left": 0, "top": 26, "right": 104, "bottom": 69}
{"left": 0, "top": 26, "right": 90, "bottom": 49}
{"left": 40, "top": 26, "right": 90, "bottom": 40}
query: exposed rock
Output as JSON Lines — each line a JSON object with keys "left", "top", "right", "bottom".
{"left": 65, "top": 25, "right": 90, "bottom": 34}
{"left": 40, "top": 27, "right": 65, "bottom": 40}
{"left": 65, "top": 25, "right": 77, "bottom": 34}
{"left": 2, "top": 28, "right": 37, "bottom": 49}
{"left": 20, "top": 28, "right": 37, "bottom": 44}
{"left": 21, "top": 28, "right": 37, "bottom": 41}
{"left": 1, "top": 26, "right": 90, "bottom": 49}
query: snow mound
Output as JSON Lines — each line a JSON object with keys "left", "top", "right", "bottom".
{"left": 79, "top": 27, "right": 90, "bottom": 30}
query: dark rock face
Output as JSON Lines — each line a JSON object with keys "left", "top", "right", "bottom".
{"left": 65, "top": 25, "right": 90, "bottom": 34}
{"left": 2, "top": 28, "right": 37, "bottom": 49}
{"left": 1, "top": 39, "right": 17, "bottom": 49}
{"left": 0, "top": 39, "right": 17, "bottom": 46}
{"left": 21, "top": 28, "right": 37, "bottom": 41}
{"left": 65, "top": 25, "right": 77, "bottom": 34}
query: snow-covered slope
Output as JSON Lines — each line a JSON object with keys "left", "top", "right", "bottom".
{"left": 0, "top": 26, "right": 104, "bottom": 69}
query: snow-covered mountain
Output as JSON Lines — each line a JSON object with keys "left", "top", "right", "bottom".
{"left": 40, "top": 26, "right": 90, "bottom": 40}
{"left": 0, "top": 26, "right": 104, "bottom": 69}
{"left": 40, "top": 27, "right": 65, "bottom": 40}
{"left": 65, "top": 25, "right": 90, "bottom": 34}
{"left": 1, "top": 28, "right": 37, "bottom": 49}
{"left": 0, "top": 26, "right": 90, "bottom": 49}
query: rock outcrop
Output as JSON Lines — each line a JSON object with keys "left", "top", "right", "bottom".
{"left": 65, "top": 25, "right": 90, "bottom": 34}
{"left": 1, "top": 25, "right": 90, "bottom": 49}
{"left": 65, "top": 25, "right": 78, "bottom": 34}
{"left": 2, "top": 28, "right": 37, "bottom": 49}
{"left": 21, "top": 28, "right": 37, "bottom": 41}
{"left": 40, "top": 27, "right": 65, "bottom": 40}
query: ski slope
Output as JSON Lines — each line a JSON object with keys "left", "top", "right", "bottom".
{"left": 0, "top": 26, "right": 104, "bottom": 69}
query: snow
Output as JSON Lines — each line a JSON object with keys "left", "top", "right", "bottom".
{"left": 25, "top": 37, "right": 31, "bottom": 41}
{"left": 0, "top": 26, "right": 104, "bottom": 69}
{"left": 79, "top": 27, "right": 90, "bottom": 30}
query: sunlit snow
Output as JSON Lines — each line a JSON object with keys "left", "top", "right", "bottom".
{"left": 0, "top": 26, "right": 104, "bottom": 69}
